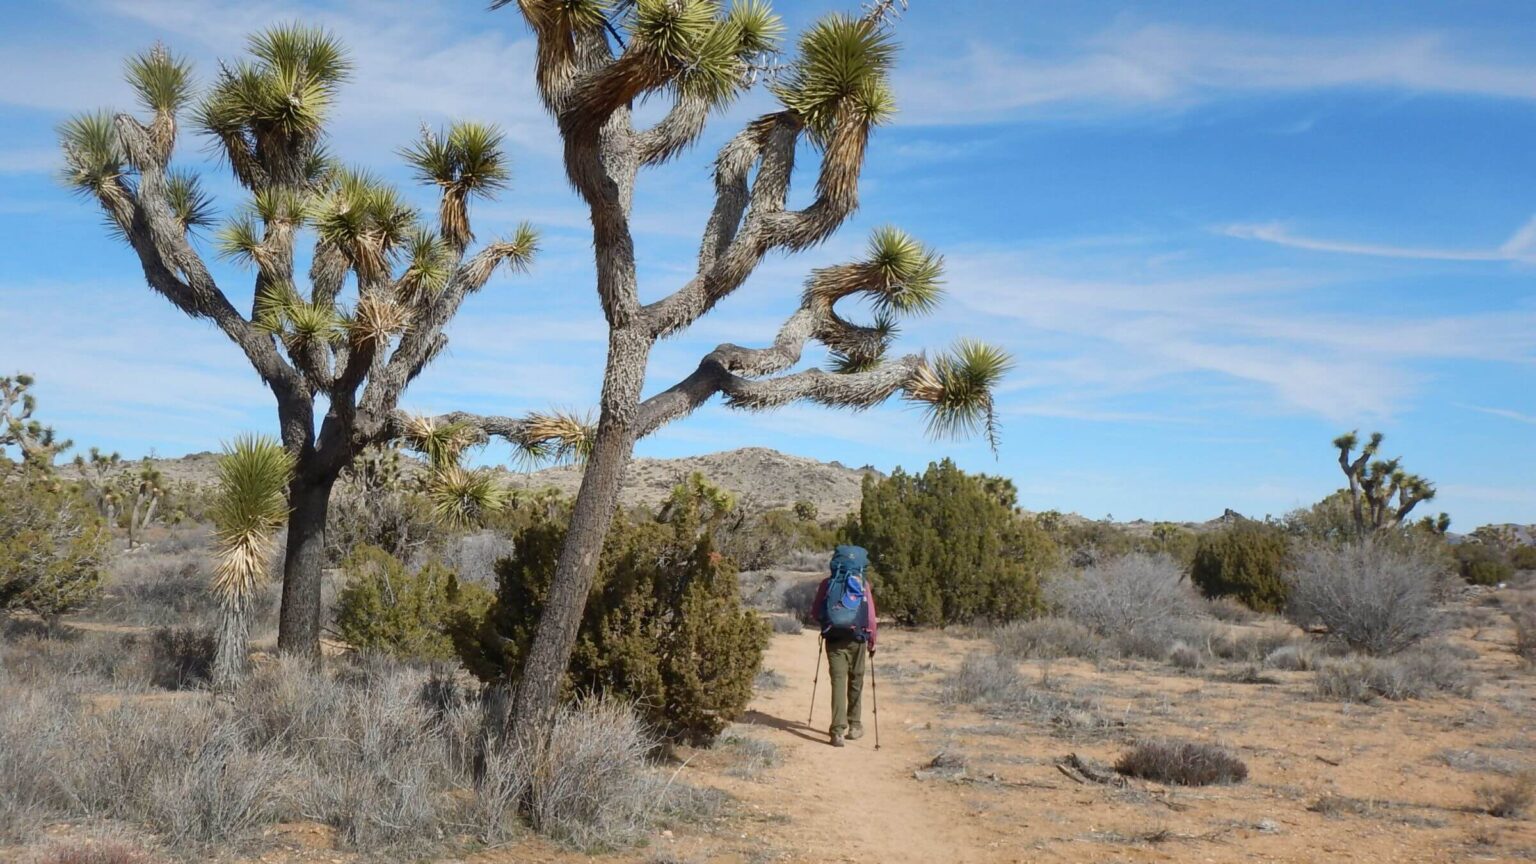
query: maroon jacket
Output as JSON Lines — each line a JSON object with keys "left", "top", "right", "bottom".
{"left": 810, "top": 577, "right": 878, "bottom": 651}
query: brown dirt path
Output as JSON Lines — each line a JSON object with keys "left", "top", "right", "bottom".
{"left": 722, "top": 630, "right": 1000, "bottom": 864}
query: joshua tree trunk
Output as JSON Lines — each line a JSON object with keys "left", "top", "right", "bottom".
{"left": 508, "top": 335, "right": 648, "bottom": 734}
{"left": 212, "top": 598, "right": 253, "bottom": 689}
{"left": 277, "top": 471, "right": 337, "bottom": 661}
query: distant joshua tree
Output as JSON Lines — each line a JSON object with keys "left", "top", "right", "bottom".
{"left": 60, "top": 29, "right": 587, "bottom": 660}
{"left": 0, "top": 374, "right": 72, "bottom": 472}
{"left": 420, "top": 0, "right": 1012, "bottom": 738}
{"left": 1332, "top": 431, "right": 1442, "bottom": 534}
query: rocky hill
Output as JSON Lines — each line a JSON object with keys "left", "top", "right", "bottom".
{"left": 131, "top": 446, "right": 881, "bottom": 519}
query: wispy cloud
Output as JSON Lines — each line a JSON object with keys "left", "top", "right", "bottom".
{"left": 897, "top": 25, "right": 1536, "bottom": 125}
{"left": 1222, "top": 218, "right": 1536, "bottom": 263}
{"left": 1461, "top": 404, "right": 1536, "bottom": 425}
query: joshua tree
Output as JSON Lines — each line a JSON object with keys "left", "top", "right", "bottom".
{"left": 419, "top": 1, "right": 1009, "bottom": 737}
{"left": 209, "top": 435, "right": 293, "bottom": 688}
{"left": 60, "top": 29, "right": 573, "bottom": 660}
{"left": 0, "top": 374, "right": 72, "bottom": 472}
{"left": 1332, "top": 431, "right": 1441, "bottom": 534}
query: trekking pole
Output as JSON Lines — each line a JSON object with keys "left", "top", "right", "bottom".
{"left": 807, "top": 633, "right": 824, "bottom": 727}
{"left": 870, "top": 649, "right": 881, "bottom": 751}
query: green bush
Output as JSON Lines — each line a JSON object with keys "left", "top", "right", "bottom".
{"left": 1457, "top": 543, "right": 1513, "bottom": 586}
{"left": 454, "top": 477, "right": 768, "bottom": 745}
{"left": 333, "top": 546, "right": 491, "bottom": 662}
{"left": 1189, "top": 520, "right": 1290, "bottom": 613}
{"left": 0, "top": 477, "right": 110, "bottom": 621}
{"left": 840, "top": 460, "right": 1056, "bottom": 626}
{"left": 1511, "top": 545, "right": 1536, "bottom": 572}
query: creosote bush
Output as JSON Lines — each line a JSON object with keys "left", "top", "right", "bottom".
{"left": 1189, "top": 520, "right": 1290, "bottom": 613}
{"left": 1284, "top": 539, "right": 1447, "bottom": 655}
{"left": 840, "top": 460, "right": 1056, "bottom": 626}
{"left": 0, "top": 478, "right": 110, "bottom": 622}
{"left": 454, "top": 477, "right": 768, "bottom": 745}
{"left": 1113, "top": 740, "right": 1248, "bottom": 786}
{"left": 333, "top": 545, "right": 491, "bottom": 662}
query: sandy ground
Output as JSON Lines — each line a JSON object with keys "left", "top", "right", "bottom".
{"left": 11, "top": 609, "right": 1535, "bottom": 863}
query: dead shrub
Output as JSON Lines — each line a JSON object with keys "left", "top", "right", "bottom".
{"left": 1314, "top": 644, "right": 1476, "bottom": 702}
{"left": 770, "top": 613, "right": 803, "bottom": 635}
{"left": 781, "top": 579, "right": 821, "bottom": 623}
{"left": 147, "top": 627, "right": 215, "bottom": 690}
{"left": 1113, "top": 740, "right": 1248, "bottom": 786}
{"left": 1204, "top": 596, "right": 1260, "bottom": 624}
{"left": 1044, "top": 554, "right": 1201, "bottom": 643}
{"left": 991, "top": 617, "right": 1103, "bottom": 661}
{"left": 1166, "top": 641, "right": 1204, "bottom": 671}
{"left": 103, "top": 548, "right": 217, "bottom": 628}
{"left": 720, "top": 731, "right": 780, "bottom": 781}
{"left": 940, "top": 652, "right": 1116, "bottom": 736}
{"left": 1511, "top": 600, "right": 1536, "bottom": 665}
{"left": 1264, "top": 643, "right": 1318, "bottom": 671}
{"left": 1285, "top": 539, "right": 1447, "bottom": 655}
{"left": 1478, "top": 772, "right": 1535, "bottom": 818}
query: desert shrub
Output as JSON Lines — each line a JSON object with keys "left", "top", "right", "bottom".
{"left": 1458, "top": 542, "right": 1514, "bottom": 586}
{"left": 1045, "top": 554, "right": 1200, "bottom": 644}
{"left": 1313, "top": 645, "right": 1475, "bottom": 702}
{"left": 769, "top": 613, "right": 803, "bottom": 635}
{"left": 720, "top": 731, "right": 780, "bottom": 781}
{"left": 793, "top": 500, "right": 818, "bottom": 522}
{"left": 1282, "top": 489, "right": 1359, "bottom": 544}
{"left": 991, "top": 617, "right": 1103, "bottom": 661}
{"left": 333, "top": 546, "right": 491, "bottom": 662}
{"left": 325, "top": 447, "right": 439, "bottom": 564}
{"left": 433, "top": 530, "right": 515, "bottom": 588}
{"left": 840, "top": 460, "right": 1057, "bottom": 626}
{"left": 1167, "top": 641, "right": 1204, "bottom": 670}
{"left": 939, "top": 652, "right": 1114, "bottom": 736}
{"left": 1512, "top": 600, "right": 1536, "bottom": 665}
{"left": 147, "top": 626, "right": 216, "bottom": 690}
{"left": 1284, "top": 539, "right": 1445, "bottom": 655}
{"left": 1478, "top": 772, "right": 1536, "bottom": 818}
{"left": 0, "top": 479, "right": 110, "bottom": 621}
{"left": 1263, "top": 644, "right": 1318, "bottom": 671}
{"left": 1203, "top": 596, "right": 1260, "bottom": 624}
{"left": 1189, "top": 520, "right": 1290, "bottom": 612}
{"left": 782, "top": 578, "right": 821, "bottom": 623}
{"left": 1511, "top": 545, "right": 1536, "bottom": 571}
{"left": 455, "top": 477, "right": 768, "bottom": 745}
{"left": 1114, "top": 740, "right": 1248, "bottom": 786}
{"left": 104, "top": 548, "right": 215, "bottom": 627}
{"left": 720, "top": 507, "right": 835, "bottom": 571}
{"left": 1207, "top": 627, "right": 1297, "bottom": 663}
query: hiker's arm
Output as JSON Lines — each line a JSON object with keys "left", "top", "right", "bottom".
{"left": 811, "top": 579, "right": 827, "bottom": 626}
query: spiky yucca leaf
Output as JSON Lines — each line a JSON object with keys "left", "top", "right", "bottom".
{"left": 210, "top": 435, "right": 293, "bottom": 609}
{"left": 726, "top": 0, "right": 785, "bottom": 56}
{"left": 248, "top": 24, "right": 352, "bottom": 87}
{"left": 521, "top": 410, "right": 596, "bottom": 464}
{"left": 906, "top": 339, "right": 1012, "bottom": 452}
{"left": 866, "top": 225, "right": 942, "bottom": 314}
{"left": 465, "top": 222, "right": 541, "bottom": 288}
{"left": 252, "top": 187, "right": 308, "bottom": 226}
{"left": 397, "top": 229, "right": 453, "bottom": 302}
{"left": 311, "top": 169, "right": 418, "bottom": 281}
{"left": 165, "top": 169, "right": 216, "bottom": 231}
{"left": 283, "top": 299, "right": 346, "bottom": 350}
{"left": 401, "top": 414, "right": 482, "bottom": 468}
{"left": 773, "top": 13, "right": 896, "bottom": 142}
{"left": 58, "top": 112, "right": 125, "bottom": 198}
{"left": 349, "top": 291, "right": 410, "bottom": 349}
{"left": 627, "top": 0, "right": 758, "bottom": 107}
{"left": 427, "top": 465, "right": 507, "bottom": 527}
{"left": 125, "top": 43, "right": 193, "bottom": 115}
{"left": 217, "top": 215, "right": 265, "bottom": 266}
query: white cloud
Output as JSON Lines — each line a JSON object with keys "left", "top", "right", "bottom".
{"left": 1223, "top": 218, "right": 1536, "bottom": 263}
{"left": 941, "top": 244, "right": 1536, "bottom": 422}
{"left": 896, "top": 25, "right": 1536, "bottom": 125}
{"left": 1461, "top": 405, "right": 1536, "bottom": 425}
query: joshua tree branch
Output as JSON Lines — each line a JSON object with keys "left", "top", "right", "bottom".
{"left": 636, "top": 92, "right": 711, "bottom": 166}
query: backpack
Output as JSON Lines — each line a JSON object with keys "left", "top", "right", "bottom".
{"left": 821, "top": 545, "right": 870, "bottom": 641}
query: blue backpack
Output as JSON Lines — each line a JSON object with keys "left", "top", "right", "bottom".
{"left": 821, "top": 545, "right": 870, "bottom": 641}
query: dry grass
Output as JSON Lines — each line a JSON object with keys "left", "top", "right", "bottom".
{"left": 1511, "top": 600, "right": 1536, "bottom": 665}
{"left": 25, "top": 839, "right": 160, "bottom": 864}
{"left": 939, "top": 652, "right": 1118, "bottom": 737}
{"left": 1113, "top": 740, "right": 1249, "bottom": 786}
{"left": 769, "top": 613, "right": 803, "bottom": 635}
{"left": 1478, "top": 772, "right": 1536, "bottom": 819}
{"left": 991, "top": 617, "right": 1102, "bottom": 661}
{"left": 720, "top": 731, "right": 781, "bottom": 781}
{"left": 1313, "top": 644, "right": 1477, "bottom": 703}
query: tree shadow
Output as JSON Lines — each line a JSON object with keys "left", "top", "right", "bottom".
{"left": 741, "top": 709, "right": 827, "bottom": 745}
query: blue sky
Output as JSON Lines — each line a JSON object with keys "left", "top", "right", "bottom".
{"left": 1, "top": 0, "right": 1533, "bottom": 528}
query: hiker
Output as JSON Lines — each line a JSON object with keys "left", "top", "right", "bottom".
{"left": 811, "top": 545, "right": 877, "bottom": 747}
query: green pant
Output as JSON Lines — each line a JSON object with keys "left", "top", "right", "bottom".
{"left": 825, "top": 636, "right": 866, "bottom": 736}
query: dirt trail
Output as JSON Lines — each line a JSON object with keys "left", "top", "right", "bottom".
{"left": 724, "top": 631, "right": 996, "bottom": 864}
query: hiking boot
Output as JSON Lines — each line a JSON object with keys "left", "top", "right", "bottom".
{"left": 830, "top": 733, "right": 845, "bottom": 748}
{"left": 846, "top": 725, "right": 864, "bottom": 741}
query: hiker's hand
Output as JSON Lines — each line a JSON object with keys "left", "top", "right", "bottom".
{"left": 867, "top": 646, "right": 876, "bottom": 657}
